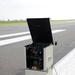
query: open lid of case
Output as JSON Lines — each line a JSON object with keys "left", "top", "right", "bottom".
{"left": 27, "top": 18, "right": 53, "bottom": 45}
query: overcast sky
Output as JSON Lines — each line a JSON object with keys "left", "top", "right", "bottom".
{"left": 0, "top": 0, "right": 75, "bottom": 20}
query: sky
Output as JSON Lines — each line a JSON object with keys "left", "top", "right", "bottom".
{"left": 0, "top": 0, "right": 75, "bottom": 20}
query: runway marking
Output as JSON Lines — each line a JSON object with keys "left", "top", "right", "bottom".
{"left": 52, "top": 29, "right": 66, "bottom": 33}
{"left": 0, "top": 35, "right": 31, "bottom": 46}
{"left": 0, "top": 29, "right": 66, "bottom": 46}
{"left": 53, "top": 48, "right": 75, "bottom": 75}
{"left": 0, "top": 29, "right": 66, "bottom": 39}
{"left": 0, "top": 31, "right": 30, "bottom": 38}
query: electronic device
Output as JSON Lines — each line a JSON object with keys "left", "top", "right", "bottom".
{"left": 24, "top": 18, "right": 53, "bottom": 75}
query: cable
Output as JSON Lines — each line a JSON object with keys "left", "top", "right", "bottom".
{"left": 53, "top": 65, "right": 58, "bottom": 75}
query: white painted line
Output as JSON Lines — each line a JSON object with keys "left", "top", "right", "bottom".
{"left": 0, "top": 35, "right": 31, "bottom": 46}
{"left": 0, "top": 29, "right": 66, "bottom": 46}
{"left": 53, "top": 48, "right": 75, "bottom": 75}
{"left": 0, "top": 29, "right": 66, "bottom": 39}
{"left": 52, "top": 29, "right": 66, "bottom": 34}
{"left": 0, "top": 31, "right": 30, "bottom": 38}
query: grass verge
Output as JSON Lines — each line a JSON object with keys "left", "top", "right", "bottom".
{"left": 0, "top": 21, "right": 27, "bottom": 26}
{"left": 51, "top": 19, "right": 75, "bottom": 22}
{"left": 0, "top": 19, "right": 75, "bottom": 26}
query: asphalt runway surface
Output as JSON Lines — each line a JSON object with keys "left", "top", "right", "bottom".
{"left": 0, "top": 22, "right": 75, "bottom": 75}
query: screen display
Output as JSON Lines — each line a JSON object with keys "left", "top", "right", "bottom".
{"left": 27, "top": 18, "right": 53, "bottom": 44}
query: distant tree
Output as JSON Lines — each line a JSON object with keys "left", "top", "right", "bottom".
{"left": 20, "top": 19, "right": 23, "bottom": 21}
{"left": 14, "top": 19, "right": 19, "bottom": 21}
{"left": 8, "top": 19, "right": 10, "bottom": 21}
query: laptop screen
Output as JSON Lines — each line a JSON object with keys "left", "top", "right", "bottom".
{"left": 27, "top": 18, "right": 53, "bottom": 45}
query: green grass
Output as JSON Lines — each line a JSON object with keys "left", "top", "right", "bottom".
{"left": 0, "top": 21, "right": 27, "bottom": 26}
{"left": 51, "top": 19, "right": 75, "bottom": 22}
{"left": 0, "top": 19, "right": 75, "bottom": 26}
